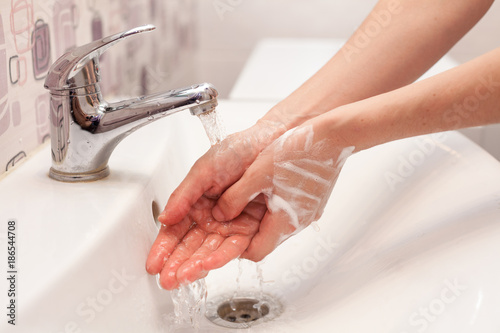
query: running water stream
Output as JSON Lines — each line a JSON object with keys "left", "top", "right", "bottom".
{"left": 168, "top": 109, "right": 267, "bottom": 330}
{"left": 197, "top": 109, "right": 227, "bottom": 145}
{"left": 170, "top": 279, "right": 207, "bottom": 329}
{"left": 168, "top": 109, "right": 226, "bottom": 330}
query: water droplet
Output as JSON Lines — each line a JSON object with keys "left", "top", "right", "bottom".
{"left": 147, "top": 116, "right": 154, "bottom": 121}
{"left": 161, "top": 111, "right": 167, "bottom": 116}
{"left": 67, "top": 140, "right": 71, "bottom": 144}
{"left": 229, "top": 299, "right": 237, "bottom": 311}
{"left": 70, "top": 121, "right": 74, "bottom": 125}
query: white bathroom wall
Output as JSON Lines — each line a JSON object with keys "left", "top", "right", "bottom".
{"left": 195, "top": 0, "right": 377, "bottom": 97}
{"left": 194, "top": 0, "right": 500, "bottom": 160}
{"left": 195, "top": 0, "right": 500, "bottom": 96}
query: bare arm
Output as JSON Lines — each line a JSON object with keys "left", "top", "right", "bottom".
{"left": 214, "top": 46, "right": 500, "bottom": 261}
{"left": 262, "top": 0, "right": 495, "bottom": 129}
{"left": 327, "top": 46, "right": 500, "bottom": 152}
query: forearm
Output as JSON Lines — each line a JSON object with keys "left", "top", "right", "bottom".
{"left": 262, "top": 0, "right": 494, "bottom": 130}
{"left": 320, "top": 47, "right": 500, "bottom": 151}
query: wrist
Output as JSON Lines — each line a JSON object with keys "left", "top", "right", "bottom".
{"left": 259, "top": 103, "right": 308, "bottom": 131}
{"left": 311, "top": 96, "right": 399, "bottom": 153}
{"left": 260, "top": 85, "right": 335, "bottom": 131}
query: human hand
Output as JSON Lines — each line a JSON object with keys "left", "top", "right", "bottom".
{"left": 147, "top": 119, "right": 353, "bottom": 288}
{"left": 157, "top": 119, "right": 287, "bottom": 226}
{"left": 146, "top": 118, "right": 286, "bottom": 289}
{"left": 146, "top": 111, "right": 352, "bottom": 288}
{"left": 146, "top": 195, "right": 267, "bottom": 289}
{"left": 211, "top": 121, "right": 354, "bottom": 261}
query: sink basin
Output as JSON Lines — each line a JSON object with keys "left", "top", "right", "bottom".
{"left": 1, "top": 100, "right": 500, "bottom": 332}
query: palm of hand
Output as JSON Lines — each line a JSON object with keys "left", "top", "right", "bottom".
{"left": 146, "top": 195, "right": 266, "bottom": 290}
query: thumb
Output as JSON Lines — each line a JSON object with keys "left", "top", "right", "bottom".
{"left": 159, "top": 160, "right": 213, "bottom": 225}
{"left": 212, "top": 167, "right": 270, "bottom": 222}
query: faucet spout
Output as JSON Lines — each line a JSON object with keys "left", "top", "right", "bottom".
{"left": 44, "top": 25, "right": 219, "bottom": 182}
{"left": 101, "top": 83, "right": 218, "bottom": 133}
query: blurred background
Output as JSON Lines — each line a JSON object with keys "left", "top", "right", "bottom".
{"left": 0, "top": 0, "right": 498, "bottom": 177}
{"left": 196, "top": 0, "right": 500, "bottom": 97}
{"left": 195, "top": 0, "right": 500, "bottom": 161}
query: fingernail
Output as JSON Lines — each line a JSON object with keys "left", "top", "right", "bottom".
{"left": 158, "top": 213, "right": 168, "bottom": 224}
{"left": 158, "top": 207, "right": 172, "bottom": 222}
{"left": 212, "top": 206, "right": 225, "bottom": 221}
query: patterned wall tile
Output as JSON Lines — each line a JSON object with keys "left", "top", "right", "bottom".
{"left": 0, "top": 0, "right": 198, "bottom": 177}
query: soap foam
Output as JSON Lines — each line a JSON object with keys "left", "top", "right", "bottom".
{"left": 266, "top": 125, "right": 354, "bottom": 245}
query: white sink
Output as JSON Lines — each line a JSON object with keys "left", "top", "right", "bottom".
{"left": 0, "top": 109, "right": 209, "bottom": 332}
{"left": 1, "top": 100, "right": 500, "bottom": 332}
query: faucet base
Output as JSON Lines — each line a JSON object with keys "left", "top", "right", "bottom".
{"left": 49, "top": 166, "right": 110, "bottom": 182}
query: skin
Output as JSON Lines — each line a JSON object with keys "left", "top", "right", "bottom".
{"left": 146, "top": 0, "right": 497, "bottom": 289}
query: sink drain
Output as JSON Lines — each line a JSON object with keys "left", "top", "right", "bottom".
{"left": 218, "top": 298, "right": 269, "bottom": 323}
{"left": 206, "top": 294, "right": 282, "bottom": 329}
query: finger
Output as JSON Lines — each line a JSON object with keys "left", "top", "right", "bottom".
{"left": 216, "top": 218, "right": 260, "bottom": 237}
{"left": 240, "top": 210, "right": 296, "bottom": 262}
{"left": 196, "top": 219, "right": 257, "bottom": 237}
{"left": 159, "top": 158, "right": 215, "bottom": 225}
{"left": 176, "top": 233, "right": 225, "bottom": 284}
{"left": 196, "top": 201, "right": 265, "bottom": 236}
{"left": 200, "top": 215, "right": 261, "bottom": 237}
{"left": 158, "top": 227, "right": 207, "bottom": 290}
{"left": 146, "top": 217, "right": 192, "bottom": 275}
{"left": 251, "top": 193, "right": 267, "bottom": 205}
{"left": 202, "top": 235, "right": 252, "bottom": 271}
{"left": 243, "top": 199, "right": 268, "bottom": 220}
{"left": 212, "top": 166, "right": 270, "bottom": 222}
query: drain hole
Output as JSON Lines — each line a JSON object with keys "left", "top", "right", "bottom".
{"left": 217, "top": 299, "right": 270, "bottom": 324}
{"left": 206, "top": 294, "right": 282, "bottom": 329}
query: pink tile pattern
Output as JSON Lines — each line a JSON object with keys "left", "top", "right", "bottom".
{"left": 0, "top": 0, "right": 198, "bottom": 176}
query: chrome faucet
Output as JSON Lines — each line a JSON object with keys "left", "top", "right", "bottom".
{"left": 44, "top": 25, "right": 218, "bottom": 182}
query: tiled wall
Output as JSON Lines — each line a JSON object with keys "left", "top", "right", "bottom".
{"left": 0, "top": 0, "right": 197, "bottom": 177}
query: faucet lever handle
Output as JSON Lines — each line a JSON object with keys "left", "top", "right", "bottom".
{"left": 44, "top": 24, "right": 156, "bottom": 92}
